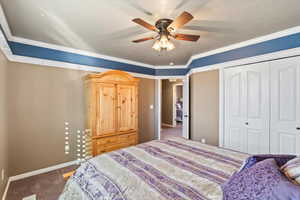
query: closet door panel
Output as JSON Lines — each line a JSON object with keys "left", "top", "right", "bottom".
{"left": 279, "top": 132, "right": 297, "bottom": 154}
{"left": 228, "top": 127, "right": 244, "bottom": 151}
{"left": 225, "top": 63, "right": 269, "bottom": 154}
{"left": 224, "top": 68, "right": 246, "bottom": 152}
{"left": 95, "top": 83, "right": 117, "bottom": 136}
{"left": 270, "top": 57, "right": 300, "bottom": 155}
{"left": 117, "top": 84, "right": 136, "bottom": 132}
{"left": 247, "top": 129, "right": 263, "bottom": 154}
{"left": 246, "top": 71, "right": 262, "bottom": 118}
{"left": 244, "top": 63, "right": 270, "bottom": 154}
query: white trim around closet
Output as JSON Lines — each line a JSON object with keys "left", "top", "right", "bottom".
{"left": 217, "top": 46, "right": 300, "bottom": 148}
{"left": 218, "top": 67, "right": 225, "bottom": 147}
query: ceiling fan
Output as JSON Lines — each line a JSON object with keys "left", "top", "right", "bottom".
{"left": 132, "top": 11, "right": 200, "bottom": 52}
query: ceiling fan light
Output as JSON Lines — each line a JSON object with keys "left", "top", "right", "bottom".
{"left": 159, "top": 34, "right": 169, "bottom": 48}
{"left": 152, "top": 40, "right": 161, "bottom": 51}
{"left": 166, "top": 41, "right": 175, "bottom": 51}
{"left": 152, "top": 35, "right": 175, "bottom": 52}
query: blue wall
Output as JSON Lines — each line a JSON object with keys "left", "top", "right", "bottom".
{"left": 8, "top": 41, "right": 156, "bottom": 75}
{"left": 189, "top": 32, "right": 300, "bottom": 69}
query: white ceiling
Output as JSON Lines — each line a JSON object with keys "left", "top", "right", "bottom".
{"left": 1, "top": 0, "right": 300, "bottom": 66}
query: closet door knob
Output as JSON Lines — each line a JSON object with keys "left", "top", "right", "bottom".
{"left": 296, "top": 127, "right": 300, "bottom": 130}
{"left": 245, "top": 122, "right": 249, "bottom": 125}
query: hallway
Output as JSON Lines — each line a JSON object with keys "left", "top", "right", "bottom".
{"left": 161, "top": 123, "right": 182, "bottom": 140}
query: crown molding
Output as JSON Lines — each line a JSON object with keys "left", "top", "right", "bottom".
{"left": 187, "top": 46, "right": 300, "bottom": 76}
{"left": 5, "top": 53, "right": 184, "bottom": 80}
{"left": 2, "top": 2, "right": 300, "bottom": 77}
{"left": 10, "top": 54, "right": 159, "bottom": 79}
{"left": 186, "top": 25, "right": 300, "bottom": 67}
{"left": 0, "top": 4, "right": 11, "bottom": 39}
{"left": 154, "top": 65, "right": 187, "bottom": 69}
{"left": 0, "top": 33, "right": 12, "bottom": 59}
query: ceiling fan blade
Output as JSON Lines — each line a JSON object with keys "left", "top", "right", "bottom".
{"left": 132, "top": 18, "right": 157, "bottom": 32}
{"left": 167, "top": 11, "right": 194, "bottom": 32}
{"left": 174, "top": 33, "right": 200, "bottom": 41}
{"left": 132, "top": 37, "right": 154, "bottom": 43}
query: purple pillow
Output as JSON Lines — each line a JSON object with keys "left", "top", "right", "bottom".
{"left": 240, "top": 154, "right": 296, "bottom": 171}
{"left": 222, "top": 158, "right": 300, "bottom": 200}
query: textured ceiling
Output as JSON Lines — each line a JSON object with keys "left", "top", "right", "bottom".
{"left": 1, "top": 0, "right": 300, "bottom": 66}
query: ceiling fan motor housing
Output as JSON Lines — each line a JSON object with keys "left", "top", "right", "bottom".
{"left": 132, "top": 11, "right": 199, "bottom": 45}
{"left": 155, "top": 19, "right": 173, "bottom": 35}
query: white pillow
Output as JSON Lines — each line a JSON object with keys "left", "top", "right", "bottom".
{"left": 281, "top": 157, "right": 300, "bottom": 185}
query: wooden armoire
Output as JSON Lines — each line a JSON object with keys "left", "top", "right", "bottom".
{"left": 85, "top": 70, "right": 139, "bottom": 156}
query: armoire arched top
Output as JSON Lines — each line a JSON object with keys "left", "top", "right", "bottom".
{"left": 85, "top": 70, "right": 139, "bottom": 85}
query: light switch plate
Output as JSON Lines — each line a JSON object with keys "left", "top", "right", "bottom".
{"left": 1, "top": 169, "right": 4, "bottom": 181}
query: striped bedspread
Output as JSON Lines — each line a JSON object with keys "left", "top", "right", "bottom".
{"left": 59, "top": 137, "right": 249, "bottom": 200}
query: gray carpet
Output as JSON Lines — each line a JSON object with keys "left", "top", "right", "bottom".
{"left": 6, "top": 165, "right": 78, "bottom": 200}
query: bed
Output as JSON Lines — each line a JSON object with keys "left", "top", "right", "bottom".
{"left": 59, "top": 137, "right": 249, "bottom": 200}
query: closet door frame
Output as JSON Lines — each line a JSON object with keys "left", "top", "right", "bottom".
{"left": 215, "top": 47, "right": 300, "bottom": 150}
{"left": 220, "top": 59, "right": 299, "bottom": 150}
{"left": 155, "top": 77, "right": 189, "bottom": 140}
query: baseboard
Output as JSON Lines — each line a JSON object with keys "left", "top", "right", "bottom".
{"left": 162, "top": 123, "right": 175, "bottom": 128}
{"left": 2, "top": 179, "right": 10, "bottom": 200}
{"left": 2, "top": 160, "right": 77, "bottom": 200}
{"left": 9, "top": 160, "right": 78, "bottom": 182}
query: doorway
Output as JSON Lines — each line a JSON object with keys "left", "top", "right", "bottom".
{"left": 160, "top": 79, "right": 185, "bottom": 140}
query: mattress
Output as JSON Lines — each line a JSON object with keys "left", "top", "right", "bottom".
{"left": 59, "top": 137, "right": 249, "bottom": 200}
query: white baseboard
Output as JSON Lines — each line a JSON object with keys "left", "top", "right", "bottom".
{"left": 9, "top": 160, "right": 78, "bottom": 182}
{"left": 162, "top": 123, "right": 175, "bottom": 128}
{"left": 2, "top": 179, "right": 10, "bottom": 200}
{"left": 2, "top": 160, "right": 77, "bottom": 200}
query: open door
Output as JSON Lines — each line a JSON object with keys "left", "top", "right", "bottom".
{"left": 182, "top": 76, "right": 189, "bottom": 139}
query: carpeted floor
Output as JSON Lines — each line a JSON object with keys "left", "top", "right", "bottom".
{"left": 6, "top": 126, "right": 182, "bottom": 200}
{"left": 161, "top": 123, "right": 182, "bottom": 140}
{"left": 6, "top": 165, "right": 78, "bottom": 200}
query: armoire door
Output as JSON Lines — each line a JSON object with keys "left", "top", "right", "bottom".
{"left": 270, "top": 57, "right": 300, "bottom": 155}
{"left": 95, "top": 83, "right": 117, "bottom": 136}
{"left": 225, "top": 63, "right": 270, "bottom": 154}
{"left": 117, "top": 84, "right": 137, "bottom": 132}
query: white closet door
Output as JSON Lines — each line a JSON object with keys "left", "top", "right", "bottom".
{"left": 225, "top": 67, "right": 246, "bottom": 152}
{"left": 270, "top": 57, "right": 300, "bottom": 155}
{"left": 243, "top": 63, "right": 270, "bottom": 154}
{"left": 225, "top": 63, "right": 269, "bottom": 154}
